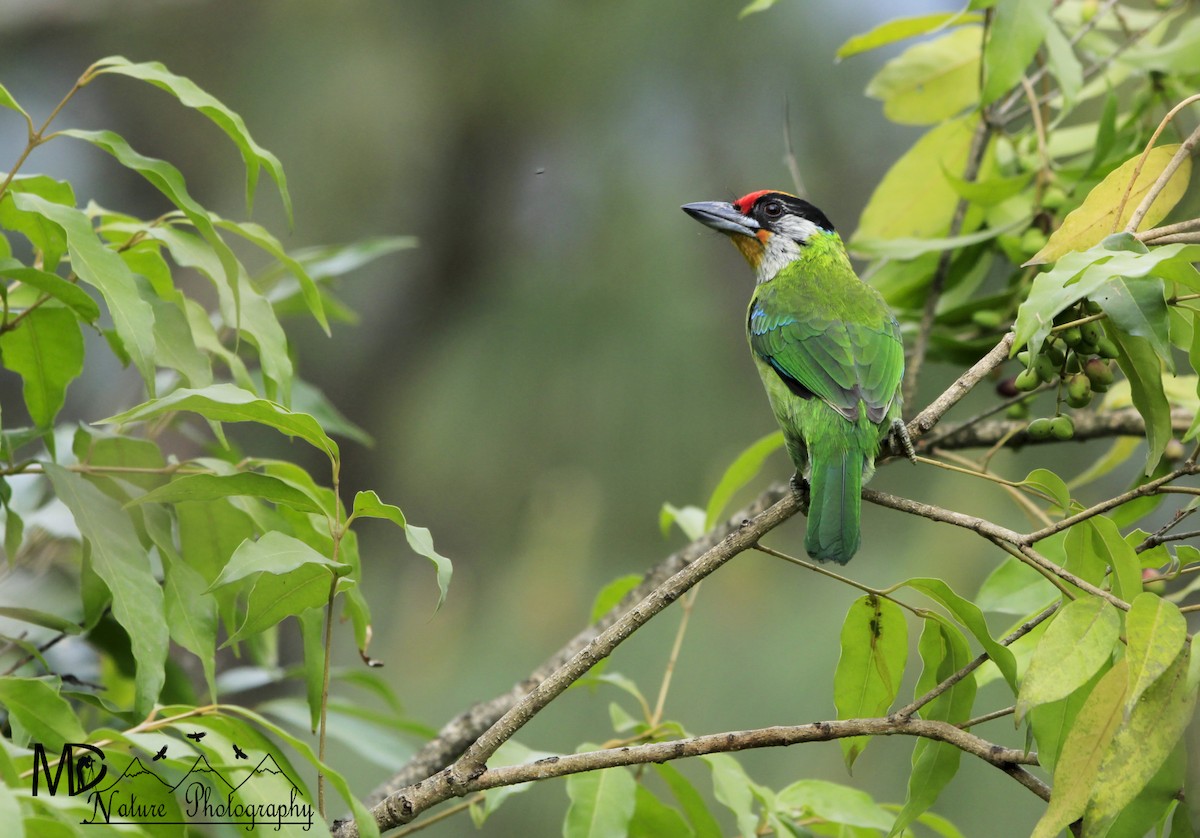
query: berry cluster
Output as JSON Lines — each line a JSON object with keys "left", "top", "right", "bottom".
{"left": 1004, "top": 300, "right": 1119, "bottom": 440}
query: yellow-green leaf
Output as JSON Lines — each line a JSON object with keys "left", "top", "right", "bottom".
{"left": 1027, "top": 144, "right": 1192, "bottom": 265}
{"left": 1017, "top": 597, "right": 1120, "bottom": 722}
{"left": 837, "top": 12, "right": 982, "bottom": 60}
{"left": 865, "top": 26, "right": 981, "bottom": 125}
{"left": 834, "top": 595, "right": 908, "bottom": 770}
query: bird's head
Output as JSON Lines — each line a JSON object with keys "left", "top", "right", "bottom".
{"left": 682, "top": 190, "right": 835, "bottom": 284}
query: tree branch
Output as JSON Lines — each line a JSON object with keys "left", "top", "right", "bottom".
{"left": 339, "top": 717, "right": 1045, "bottom": 836}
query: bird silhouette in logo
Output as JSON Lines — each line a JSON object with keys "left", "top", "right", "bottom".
{"left": 186, "top": 731, "right": 206, "bottom": 742}
{"left": 153, "top": 746, "right": 167, "bottom": 761}
{"left": 232, "top": 744, "right": 247, "bottom": 760}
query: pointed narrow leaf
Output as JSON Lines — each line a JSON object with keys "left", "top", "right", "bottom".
{"left": 901, "top": 577, "right": 1017, "bottom": 690}
{"left": 100, "top": 383, "right": 338, "bottom": 461}
{"left": 405, "top": 523, "right": 452, "bottom": 609}
{"left": 216, "top": 217, "right": 328, "bottom": 333}
{"left": 981, "top": 0, "right": 1050, "bottom": 104}
{"left": 350, "top": 489, "right": 406, "bottom": 528}
{"left": 1084, "top": 516, "right": 1142, "bottom": 604}
{"left": 90, "top": 57, "right": 292, "bottom": 222}
{"left": 837, "top": 12, "right": 981, "bottom": 59}
{"left": 834, "top": 595, "right": 908, "bottom": 769}
{"left": 0, "top": 265, "right": 100, "bottom": 322}
{"left": 1017, "top": 597, "right": 1120, "bottom": 721}
{"left": 0, "top": 82, "right": 30, "bottom": 123}
{"left": 211, "top": 530, "right": 346, "bottom": 589}
{"left": 161, "top": 552, "right": 217, "bottom": 699}
{"left": 10, "top": 192, "right": 157, "bottom": 388}
{"left": 654, "top": 763, "right": 723, "bottom": 838}
{"left": 705, "top": 431, "right": 783, "bottom": 528}
{"left": 44, "top": 464, "right": 167, "bottom": 715}
{"left": 131, "top": 472, "right": 325, "bottom": 514}
{"left": 1108, "top": 327, "right": 1171, "bottom": 474}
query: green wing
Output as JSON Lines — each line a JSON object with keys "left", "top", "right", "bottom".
{"left": 749, "top": 297, "right": 903, "bottom": 424}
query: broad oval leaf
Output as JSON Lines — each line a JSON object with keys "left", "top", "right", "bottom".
{"left": 866, "top": 26, "right": 981, "bottom": 125}
{"left": 1017, "top": 597, "right": 1121, "bottom": 721}
{"left": 1123, "top": 592, "right": 1187, "bottom": 718}
{"left": 833, "top": 595, "right": 908, "bottom": 769}
{"left": 211, "top": 530, "right": 347, "bottom": 590}
{"left": 1027, "top": 144, "right": 1193, "bottom": 265}
{"left": 0, "top": 677, "right": 86, "bottom": 751}
{"left": 565, "top": 762, "right": 637, "bottom": 838}
{"left": 0, "top": 307, "right": 84, "bottom": 428}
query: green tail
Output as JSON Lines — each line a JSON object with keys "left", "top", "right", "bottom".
{"left": 804, "top": 448, "right": 863, "bottom": 564}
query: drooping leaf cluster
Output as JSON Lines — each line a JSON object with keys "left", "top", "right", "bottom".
{"left": 0, "top": 59, "right": 446, "bottom": 836}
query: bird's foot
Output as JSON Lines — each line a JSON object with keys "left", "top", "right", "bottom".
{"left": 890, "top": 419, "right": 917, "bottom": 464}
{"left": 789, "top": 472, "right": 810, "bottom": 515}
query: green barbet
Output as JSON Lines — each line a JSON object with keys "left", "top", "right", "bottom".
{"left": 683, "top": 190, "right": 905, "bottom": 564}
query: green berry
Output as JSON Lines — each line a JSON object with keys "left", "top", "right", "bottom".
{"left": 1027, "top": 418, "right": 1054, "bottom": 440}
{"left": 1080, "top": 321, "right": 1103, "bottom": 346}
{"left": 1065, "top": 353, "right": 1083, "bottom": 373}
{"left": 1034, "top": 353, "right": 1057, "bottom": 383}
{"left": 1061, "top": 326, "right": 1083, "bottom": 347}
{"left": 1046, "top": 343, "right": 1065, "bottom": 365}
{"left": 1084, "top": 299, "right": 1103, "bottom": 315}
{"left": 1015, "top": 368, "right": 1041, "bottom": 392}
{"left": 1066, "top": 374, "right": 1092, "bottom": 408}
{"left": 1021, "top": 228, "right": 1049, "bottom": 255}
{"left": 1085, "top": 358, "right": 1114, "bottom": 388}
{"left": 1096, "top": 337, "right": 1119, "bottom": 359}
{"left": 1016, "top": 349, "right": 1032, "bottom": 366}
{"left": 1042, "top": 185, "right": 1069, "bottom": 211}
{"left": 1049, "top": 415, "right": 1075, "bottom": 440}
{"left": 1007, "top": 401, "right": 1031, "bottom": 420}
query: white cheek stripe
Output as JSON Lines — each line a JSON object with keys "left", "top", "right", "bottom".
{"left": 755, "top": 217, "right": 819, "bottom": 285}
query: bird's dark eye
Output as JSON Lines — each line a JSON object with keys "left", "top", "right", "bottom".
{"left": 761, "top": 200, "right": 783, "bottom": 219}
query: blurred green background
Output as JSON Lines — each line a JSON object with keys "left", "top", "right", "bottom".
{"left": 1, "top": 1, "right": 1156, "bottom": 834}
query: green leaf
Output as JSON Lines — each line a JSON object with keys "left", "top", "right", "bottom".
{"left": 738, "top": 0, "right": 778, "bottom": 18}
{"left": 59, "top": 128, "right": 242, "bottom": 303}
{"left": 90, "top": 57, "right": 292, "bottom": 223}
{"left": 629, "top": 785, "right": 692, "bottom": 838}
{"left": 227, "top": 562, "right": 338, "bottom": 643}
{"left": 0, "top": 677, "right": 85, "bottom": 750}
{"left": 890, "top": 618, "right": 975, "bottom": 835}
{"left": 223, "top": 704, "right": 379, "bottom": 838}
{"left": 350, "top": 489, "right": 405, "bottom": 528}
{"left": 404, "top": 523, "right": 452, "bottom": 610}
{"left": 9, "top": 192, "right": 157, "bottom": 389}
{"left": 131, "top": 472, "right": 325, "bottom": 514}
{"left": 215, "top": 217, "right": 328, "bottom": 334}
{"left": 981, "top": 0, "right": 1051, "bottom": 104}
{"left": 776, "top": 779, "right": 893, "bottom": 830}
{"left": 0, "top": 779, "right": 22, "bottom": 838}
{"left": 1108, "top": 327, "right": 1172, "bottom": 474}
{"left": 211, "top": 530, "right": 346, "bottom": 589}
{"left": 0, "top": 176, "right": 74, "bottom": 270}
{"left": 101, "top": 383, "right": 338, "bottom": 462}
{"left": 833, "top": 595, "right": 908, "bottom": 769}
{"left": 659, "top": 503, "right": 706, "bottom": 541}
{"left": 143, "top": 284, "right": 214, "bottom": 389}
{"left": 0, "top": 607, "right": 80, "bottom": 634}
{"left": 160, "top": 550, "right": 217, "bottom": 700}
{"left": 470, "top": 741, "right": 563, "bottom": 827}
{"left": 590, "top": 574, "right": 642, "bottom": 623}
{"left": 837, "top": 11, "right": 982, "bottom": 59}
{"left": 1084, "top": 646, "right": 1196, "bottom": 834}
{"left": 1068, "top": 437, "right": 1141, "bottom": 490}
{"left": 564, "top": 764, "right": 637, "bottom": 838}
{"left": 705, "top": 431, "right": 782, "bottom": 528}
{"left": 901, "top": 577, "right": 1018, "bottom": 690}
{"left": 1032, "top": 658, "right": 1128, "bottom": 838}
{"left": 975, "top": 556, "right": 1057, "bottom": 614}
{"left": 0, "top": 264, "right": 100, "bottom": 322}
{"left": 1030, "top": 664, "right": 1108, "bottom": 776}
{"left": 852, "top": 216, "right": 1024, "bottom": 260}
{"left": 43, "top": 464, "right": 168, "bottom": 716}
{"left": 854, "top": 116, "right": 982, "bottom": 244}
{"left": 1095, "top": 276, "right": 1172, "bottom": 370}
{"left": 1017, "top": 597, "right": 1120, "bottom": 721}
{"left": 0, "top": 81, "right": 30, "bottom": 124}
{"left": 1084, "top": 516, "right": 1142, "bottom": 604}
{"left": 0, "top": 307, "right": 84, "bottom": 428}
{"left": 1027, "top": 145, "right": 1192, "bottom": 265}
{"left": 702, "top": 753, "right": 762, "bottom": 838}
{"left": 654, "top": 763, "right": 723, "bottom": 838}
{"left": 1124, "top": 593, "right": 1187, "bottom": 719}
{"left": 1041, "top": 13, "right": 1083, "bottom": 111}
{"left": 865, "top": 26, "right": 981, "bottom": 125}
{"left": 1021, "top": 467, "right": 1070, "bottom": 509}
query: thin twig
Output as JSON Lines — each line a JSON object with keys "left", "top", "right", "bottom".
{"left": 754, "top": 544, "right": 925, "bottom": 616}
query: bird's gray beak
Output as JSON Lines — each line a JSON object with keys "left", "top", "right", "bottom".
{"left": 681, "top": 201, "right": 760, "bottom": 238}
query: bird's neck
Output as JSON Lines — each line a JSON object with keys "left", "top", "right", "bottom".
{"left": 755, "top": 231, "right": 848, "bottom": 286}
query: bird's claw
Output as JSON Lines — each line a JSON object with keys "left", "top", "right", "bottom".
{"left": 789, "top": 472, "right": 811, "bottom": 514}
{"left": 890, "top": 419, "right": 916, "bottom": 464}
